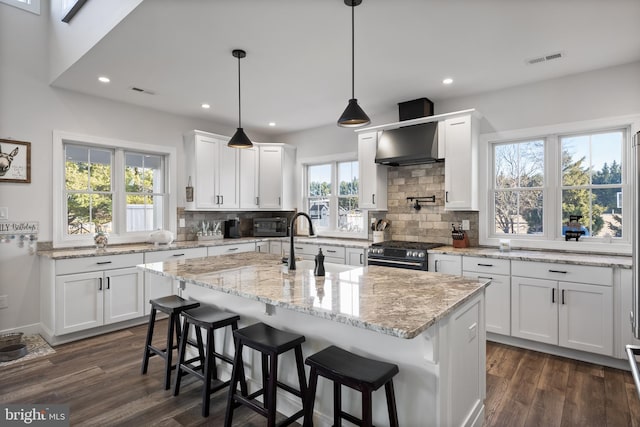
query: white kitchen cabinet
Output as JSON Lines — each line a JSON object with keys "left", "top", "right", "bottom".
{"left": 291, "top": 243, "right": 346, "bottom": 264}
{"left": 239, "top": 146, "right": 259, "bottom": 209}
{"left": 428, "top": 253, "right": 462, "bottom": 275}
{"left": 463, "top": 257, "right": 511, "bottom": 335}
{"left": 269, "top": 240, "right": 288, "bottom": 258}
{"left": 258, "top": 144, "right": 296, "bottom": 210}
{"left": 617, "top": 269, "right": 640, "bottom": 358}
{"left": 208, "top": 242, "right": 256, "bottom": 256}
{"left": 184, "top": 130, "right": 239, "bottom": 210}
{"left": 255, "top": 241, "right": 269, "bottom": 253}
{"left": 346, "top": 247, "right": 366, "bottom": 266}
{"left": 143, "top": 247, "right": 207, "bottom": 315}
{"left": 55, "top": 266, "right": 143, "bottom": 335}
{"left": 511, "top": 261, "right": 613, "bottom": 356}
{"left": 441, "top": 114, "right": 479, "bottom": 211}
{"left": 358, "top": 131, "right": 387, "bottom": 210}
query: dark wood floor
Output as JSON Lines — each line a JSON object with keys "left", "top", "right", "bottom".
{"left": 1, "top": 322, "right": 639, "bottom": 426}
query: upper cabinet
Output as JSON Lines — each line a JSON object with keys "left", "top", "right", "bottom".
{"left": 440, "top": 114, "right": 480, "bottom": 211}
{"left": 358, "top": 131, "right": 387, "bottom": 210}
{"left": 239, "top": 146, "right": 259, "bottom": 209}
{"left": 184, "top": 130, "right": 239, "bottom": 210}
{"left": 258, "top": 144, "right": 296, "bottom": 210}
{"left": 185, "top": 130, "right": 295, "bottom": 211}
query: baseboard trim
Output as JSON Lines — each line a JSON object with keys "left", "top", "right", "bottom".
{"left": 488, "top": 333, "right": 632, "bottom": 371}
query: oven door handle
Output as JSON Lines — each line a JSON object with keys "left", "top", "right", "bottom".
{"left": 368, "top": 259, "right": 424, "bottom": 268}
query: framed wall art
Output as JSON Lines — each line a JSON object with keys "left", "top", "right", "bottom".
{"left": 0, "top": 139, "right": 31, "bottom": 183}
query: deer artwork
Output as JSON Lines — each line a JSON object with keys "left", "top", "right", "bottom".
{"left": 0, "top": 145, "right": 19, "bottom": 176}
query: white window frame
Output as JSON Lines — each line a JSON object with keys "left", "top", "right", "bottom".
{"left": 299, "top": 152, "right": 367, "bottom": 239}
{"left": 479, "top": 114, "right": 639, "bottom": 254}
{"left": 53, "top": 130, "right": 177, "bottom": 248}
{"left": 1, "top": 0, "right": 40, "bottom": 14}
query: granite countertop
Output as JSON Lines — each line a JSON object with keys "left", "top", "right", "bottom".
{"left": 37, "top": 236, "right": 371, "bottom": 260}
{"left": 139, "top": 252, "right": 488, "bottom": 339}
{"left": 429, "top": 246, "right": 632, "bottom": 269}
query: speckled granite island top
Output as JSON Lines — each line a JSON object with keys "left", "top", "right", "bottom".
{"left": 430, "top": 246, "right": 632, "bottom": 269}
{"left": 139, "top": 252, "right": 488, "bottom": 340}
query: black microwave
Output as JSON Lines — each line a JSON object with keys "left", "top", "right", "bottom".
{"left": 253, "top": 217, "right": 288, "bottom": 237}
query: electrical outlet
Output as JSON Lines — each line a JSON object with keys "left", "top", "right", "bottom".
{"left": 0, "top": 207, "right": 8, "bottom": 220}
{"left": 0, "top": 295, "right": 8, "bottom": 309}
{"left": 461, "top": 220, "right": 470, "bottom": 230}
{"left": 179, "top": 218, "right": 186, "bottom": 227}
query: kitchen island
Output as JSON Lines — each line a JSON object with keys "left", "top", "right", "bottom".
{"left": 139, "top": 252, "right": 488, "bottom": 427}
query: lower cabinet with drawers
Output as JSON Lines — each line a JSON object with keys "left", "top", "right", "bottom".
{"left": 42, "top": 253, "right": 145, "bottom": 337}
{"left": 463, "top": 256, "right": 511, "bottom": 336}
{"left": 143, "top": 247, "right": 207, "bottom": 315}
{"left": 511, "top": 260, "right": 613, "bottom": 356}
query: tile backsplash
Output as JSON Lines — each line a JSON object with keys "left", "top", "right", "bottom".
{"left": 177, "top": 208, "right": 295, "bottom": 241}
{"left": 383, "top": 162, "right": 479, "bottom": 246}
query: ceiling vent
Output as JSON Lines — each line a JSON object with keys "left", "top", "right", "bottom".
{"left": 130, "top": 86, "right": 155, "bottom": 95}
{"left": 526, "top": 51, "right": 564, "bottom": 65}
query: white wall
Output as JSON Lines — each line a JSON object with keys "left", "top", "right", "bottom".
{"left": 0, "top": 3, "right": 269, "bottom": 333}
{"left": 48, "top": 0, "right": 144, "bottom": 82}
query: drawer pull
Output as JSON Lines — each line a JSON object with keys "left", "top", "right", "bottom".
{"left": 478, "top": 263, "right": 493, "bottom": 267}
{"left": 326, "top": 250, "right": 337, "bottom": 253}
{"left": 478, "top": 276, "right": 492, "bottom": 281}
{"left": 96, "top": 261, "right": 112, "bottom": 265}
{"left": 227, "top": 247, "right": 238, "bottom": 251}
{"left": 549, "top": 269, "right": 567, "bottom": 274}
{"left": 172, "top": 253, "right": 185, "bottom": 257}
{"left": 552, "top": 288, "right": 555, "bottom": 303}
{"left": 295, "top": 247, "right": 303, "bottom": 250}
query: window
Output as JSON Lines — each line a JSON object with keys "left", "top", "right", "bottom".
{"left": 304, "top": 160, "right": 364, "bottom": 236}
{"left": 65, "top": 145, "right": 114, "bottom": 235}
{"left": 53, "top": 131, "right": 176, "bottom": 247}
{"left": 1, "top": 0, "right": 40, "bottom": 14}
{"left": 482, "top": 117, "right": 634, "bottom": 252}
{"left": 493, "top": 140, "right": 544, "bottom": 235}
{"left": 561, "top": 131, "right": 623, "bottom": 238}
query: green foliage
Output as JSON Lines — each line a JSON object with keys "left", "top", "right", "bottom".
{"left": 66, "top": 161, "right": 113, "bottom": 232}
{"left": 309, "top": 181, "right": 331, "bottom": 196}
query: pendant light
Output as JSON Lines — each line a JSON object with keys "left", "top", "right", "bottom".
{"left": 228, "top": 49, "right": 253, "bottom": 148}
{"left": 337, "top": 0, "right": 370, "bottom": 128}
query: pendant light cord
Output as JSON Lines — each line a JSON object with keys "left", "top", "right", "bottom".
{"left": 351, "top": 2, "right": 355, "bottom": 100}
{"left": 237, "top": 55, "right": 242, "bottom": 127}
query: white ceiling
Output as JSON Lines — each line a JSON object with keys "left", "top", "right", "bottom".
{"left": 51, "top": 0, "right": 640, "bottom": 136}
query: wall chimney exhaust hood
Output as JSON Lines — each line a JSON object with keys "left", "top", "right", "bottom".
{"left": 375, "top": 121, "right": 441, "bottom": 166}
{"left": 375, "top": 97, "right": 441, "bottom": 166}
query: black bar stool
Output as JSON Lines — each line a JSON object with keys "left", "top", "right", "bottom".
{"left": 141, "top": 295, "right": 200, "bottom": 390}
{"left": 303, "top": 345, "right": 400, "bottom": 427}
{"left": 224, "top": 322, "right": 307, "bottom": 427}
{"left": 173, "top": 305, "right": 245, "bottom": 417}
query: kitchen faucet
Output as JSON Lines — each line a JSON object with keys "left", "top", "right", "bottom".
{"left": 288, "top": 212, "right": 315, "bottom": 270}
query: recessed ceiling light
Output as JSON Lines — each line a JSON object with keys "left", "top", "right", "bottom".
{"left": 201, "top": 103, "right": 210, "bottom": 109}
{"left": 268, "top": 122, "right": 276, "bottom": 127}
{"left": 98, "top": 76, "right": 110, "bottom": 83}
{"left": 442, "top": 78, "right": 453, "bottom": 85}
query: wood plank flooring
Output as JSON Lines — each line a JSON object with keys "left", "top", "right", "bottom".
{"left": 1, "top": 323, "right": 639, "bottom": 426}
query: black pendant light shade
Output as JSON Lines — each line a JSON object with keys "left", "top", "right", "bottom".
{"left": 338, "top": 98, "right": 370, "bottom": 128}
{"left": 337, "top": 0, "right": 370, "bottom": 128}
{"left": 229, "top": 49, "right": 253, "bottom": 148}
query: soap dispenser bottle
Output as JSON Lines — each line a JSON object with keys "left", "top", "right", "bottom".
{"left": 314, "top": 248, "right": 325, "bottom": 276}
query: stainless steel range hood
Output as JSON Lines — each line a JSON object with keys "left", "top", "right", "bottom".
{"left": 375, "top": 122, "right": 441, "bottom": 166}
{"left": 374, "top": 97, "right": 442, "bottom": 166}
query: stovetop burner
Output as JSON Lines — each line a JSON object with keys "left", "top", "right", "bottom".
{"left": 370, "top": 240, "right": 443, "bottom": 251}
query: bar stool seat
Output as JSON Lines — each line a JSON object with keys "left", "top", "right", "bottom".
{"left": 141, "top": 295, "right": 200, "bottom": 390}
{"left": 174, "top": 305, "right": 243, "bottom": 417}
{"left": 224, "top": 322, "right": 307, "bottom": 427}
{"left": 303, "top": 345, "right": 400, "bottom": 427}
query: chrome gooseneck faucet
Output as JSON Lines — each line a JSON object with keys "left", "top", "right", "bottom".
{"left": 288, "top": 212, "right": 315, "bottom": 270}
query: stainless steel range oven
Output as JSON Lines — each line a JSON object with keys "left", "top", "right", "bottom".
{"left": 367, "top": 241, "right": 443, "bottom": 271}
